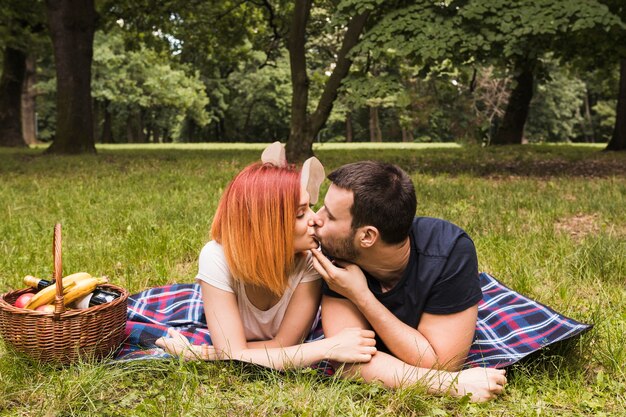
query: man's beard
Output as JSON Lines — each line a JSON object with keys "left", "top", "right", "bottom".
{"left": 319, "top": 229, "right": 359, "bottom": 262}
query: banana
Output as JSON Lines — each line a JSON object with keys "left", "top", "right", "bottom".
{"left": 60, "top": 272, "right": 93, "bottom": 286}
{"left": 23, "top": 272, "right": 93, "bottom": 289}
{"left": 61, "top": 277, "right": 109, "bottom": 306}
{"left": 24, "top": 281, "right": 78, "bottom": 309}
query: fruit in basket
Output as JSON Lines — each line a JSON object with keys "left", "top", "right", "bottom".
{"left": 23, "top": 272, "right": 98, "bottom": 310}
{"left": 14, "top": 293, "right": 35, "bottom": 308}
{"left": 35, "top": 304, "right": 55, "bottom": 313}
{"left": 62, "top": 276, "right": 110, "bottom": 306}
{"left": 24, "top": 280, "right": 77, "bottom": 309}
{"left": 23, "top": 272, "right": 92, "bottom": 290}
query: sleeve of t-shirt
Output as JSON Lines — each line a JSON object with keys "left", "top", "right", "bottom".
{"left": 321, "top": 281, "right": 344, "bottom": 298}
{"left": 423, "top": 236, "right": 482, "bottom": 314}
{"left": 195, "top": 241, "right": 234, "bottom": 293}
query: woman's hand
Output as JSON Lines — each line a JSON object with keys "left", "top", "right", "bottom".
{"left": 323, "top": 327, "right": 377, "bottom": 363}
{"left": 155, "top": 328, "right": 217, "bottom": 361}
{"left": 444, "top": 367, "right": 507, "bottom": 402}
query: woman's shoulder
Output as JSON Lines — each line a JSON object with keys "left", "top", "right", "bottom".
{"left": 197, "top": 240, "right": 234, "bottom": 292}
{"left": 199, "top": 240, "right": 224, "bottom": 256}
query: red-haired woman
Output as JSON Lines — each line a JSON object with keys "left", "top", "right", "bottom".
{"left": 156, "top": 162, "right": 376, "bottom": 370}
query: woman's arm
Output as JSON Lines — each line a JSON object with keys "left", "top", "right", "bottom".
{"left": 158, "top": 280, "right": 376, "bottom": 370}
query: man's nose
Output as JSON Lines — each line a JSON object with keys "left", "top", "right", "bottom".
{"left": 309, "top": 212, "right": 324, "bottom": 228}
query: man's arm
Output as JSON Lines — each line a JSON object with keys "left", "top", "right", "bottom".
{"left": 321, "top": 295, "right": 506, "bottom": 402}
{"left": 313, "top": 249, "right": 475, "bottom": 370}
{"left": 347, "top": 289, "right": 477, "bottom": 369}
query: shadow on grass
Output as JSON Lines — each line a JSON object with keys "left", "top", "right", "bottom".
{"left": 4, "top": 144, "right": 624, "bottom": 179}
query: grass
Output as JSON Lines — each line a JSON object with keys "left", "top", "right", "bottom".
{"left": 0, "top": 143, "right": 624, "bottom": 416}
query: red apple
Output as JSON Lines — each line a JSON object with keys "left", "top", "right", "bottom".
{"left": 35, "top": 304, "right": 55, "bottom": 313}
{"left": 14, "top": 293, "right": 35, "bottom": 309}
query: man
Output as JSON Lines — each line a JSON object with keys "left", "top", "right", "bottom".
{"left": 310, "top": 160, "right": 505, "bottom": 401}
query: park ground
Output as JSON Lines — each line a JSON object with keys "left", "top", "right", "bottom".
{"left": 0, "top": 143, "right": 624, "bottom": 416}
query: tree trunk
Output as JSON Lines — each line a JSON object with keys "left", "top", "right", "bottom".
{"left": 153, "top": 127, "right": 161, "bottom": 144}
{"left": 285, "top": 0, "right": 370, "bottom": 162}
{"left": 583, "top": 85, "right": 595, "bottom": 143}
{"left": 138, "top": 109, "right": 146, "bottom": 142}
{"left": 345, "top": 111, "right": 353, "bottom": 142}
{"left": 369, "top": 106, "right": 382, "bottom": 142}
{"left": 21, "top": 54, "right": 37, "bottom": 145}
{"left": 213, "top": 117, "right": 225, "bottom": 141}
{"left": 491, "top": 63, "right": 535, "bottom": 145}
{"left": 605, "top": 58, "right": 626, "bottom": 151}
{"left": 0, "top": 47, "right": 27, "bottom": 147}
{"left": 146, "top": 124, "right": 153, "bottom": 143}
{"left": 285, "top": 0, "right": 312, "bottom": 162}
{"left": 401, "top": 127, "right": 414, "bottom": 143}
{"left": 101, "top": 103, "right": 112, "bottom": 143}
{"left": 45, "top": 0, "right": 96, "bottom": 154}
{"left": 125, "top": 109, "right": 146, "bottom": 143}
{"left": 92, "top": 98, "right": 99, "bottom": 143}
{"left": 163, "top": 127, "right": 171, "bottom": 143}
{"left": 126, "top": 112, "right": 135, "bottom": 143}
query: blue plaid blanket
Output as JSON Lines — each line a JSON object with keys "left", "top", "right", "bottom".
{"left": 115, "top": 273, "right": 591, "bottom": 369}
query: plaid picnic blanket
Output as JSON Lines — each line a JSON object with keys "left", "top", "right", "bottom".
{"left": 115, "top": 273, "right": 591, "bottom": 369}
{"left": 465, "top": 273, "right": 592, "bottom": 368}
{"left": 115, "top": 284, "right": 324, "bottom": 362}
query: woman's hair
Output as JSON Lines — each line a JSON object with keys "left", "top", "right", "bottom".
{"left": 211, "top": 162, "right": 301, "bottom": 296}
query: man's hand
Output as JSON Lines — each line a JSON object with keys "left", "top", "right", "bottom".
{"left": 310, "top": 248, "right": 370, "bottom": 303}
{"left": 445, "top": 367, "right": 507, "bottom": 402}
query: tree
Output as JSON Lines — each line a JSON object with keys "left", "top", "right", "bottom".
{"left": 222, "top": 51, "right": 292, "bottom": 142}
{"left": 285, "top": 0, "right": 373, "bottom": 160}
{"left": 525, "top": 58, "right": 587, "bottom": 142}
{"left": 461, "top": 1, "right": 623, "bottom": 145}
{"left": 90, "top": 28, "right": 209, "bottom": 143}
{"left": 44, "top": 0, "right": 96, "bottom": 154}
{"left": 602, "top": 0, "right": 626, "bottom": 151}
{"left": 605, "top": 58, "right": 626, "bottom": 150}
{"left": 353, "top": 0, "right": 622, "bottom": 145}
{"left": 0, "top": 0, "right": 45, "bottom": 147}
{"left": 0, "top": 46, "right": 26, "bottom": 147}
{"left": 104, "top": 0, "right": 272, "bottom": 143}
{"left": 21, "top": 55, "right": 38, "bottom": 145}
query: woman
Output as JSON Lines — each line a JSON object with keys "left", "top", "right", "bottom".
{"left": 156, "top": 159, "right": 377, "bottom": 369}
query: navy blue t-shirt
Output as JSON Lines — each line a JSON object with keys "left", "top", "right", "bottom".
{"left": 323, "top": 217, "right": 482, "bottom": 352}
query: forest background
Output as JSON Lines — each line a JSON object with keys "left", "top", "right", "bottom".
{"left": 1, "top": 0, "right": 626, "bottom": 158}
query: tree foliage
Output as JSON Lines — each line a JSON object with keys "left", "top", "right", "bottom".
{"left": 91, "top": 28, "right": 209, "bottom": 142}
{"left": 2, "top": 0, "right": 625, "bottom": 151}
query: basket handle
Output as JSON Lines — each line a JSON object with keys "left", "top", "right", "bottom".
{"left": 53, "top": 223, "right": 66, "bottom": 319}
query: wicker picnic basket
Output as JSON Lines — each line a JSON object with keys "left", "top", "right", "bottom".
{"left": 0, "top": 224, "right": 129, "bottom": 365}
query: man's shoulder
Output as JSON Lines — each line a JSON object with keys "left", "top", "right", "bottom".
{"left": 411, "top": 217, "right": 469, "bottom": 258}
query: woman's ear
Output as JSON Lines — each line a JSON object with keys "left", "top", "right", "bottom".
{"left": 358, "top": 226, "right": 379, "bottom": 248}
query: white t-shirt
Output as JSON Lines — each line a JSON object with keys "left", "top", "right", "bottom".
{"left": 196, "top": 240, "right": 320, "bottom": 341}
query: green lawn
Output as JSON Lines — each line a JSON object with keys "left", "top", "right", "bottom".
{"left": 1, "top": 143, "right": 624, "bottom": 416}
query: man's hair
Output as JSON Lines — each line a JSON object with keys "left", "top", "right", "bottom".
{"left": 328, "top": 161, "right": 416, "bottom": 244}
{"left": 211, "top": 162, "right": 300, "bottom": 296}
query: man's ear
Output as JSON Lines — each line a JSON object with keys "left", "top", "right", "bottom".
{"left": 357, "top": 226, "right": 379, "bottom": 248}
